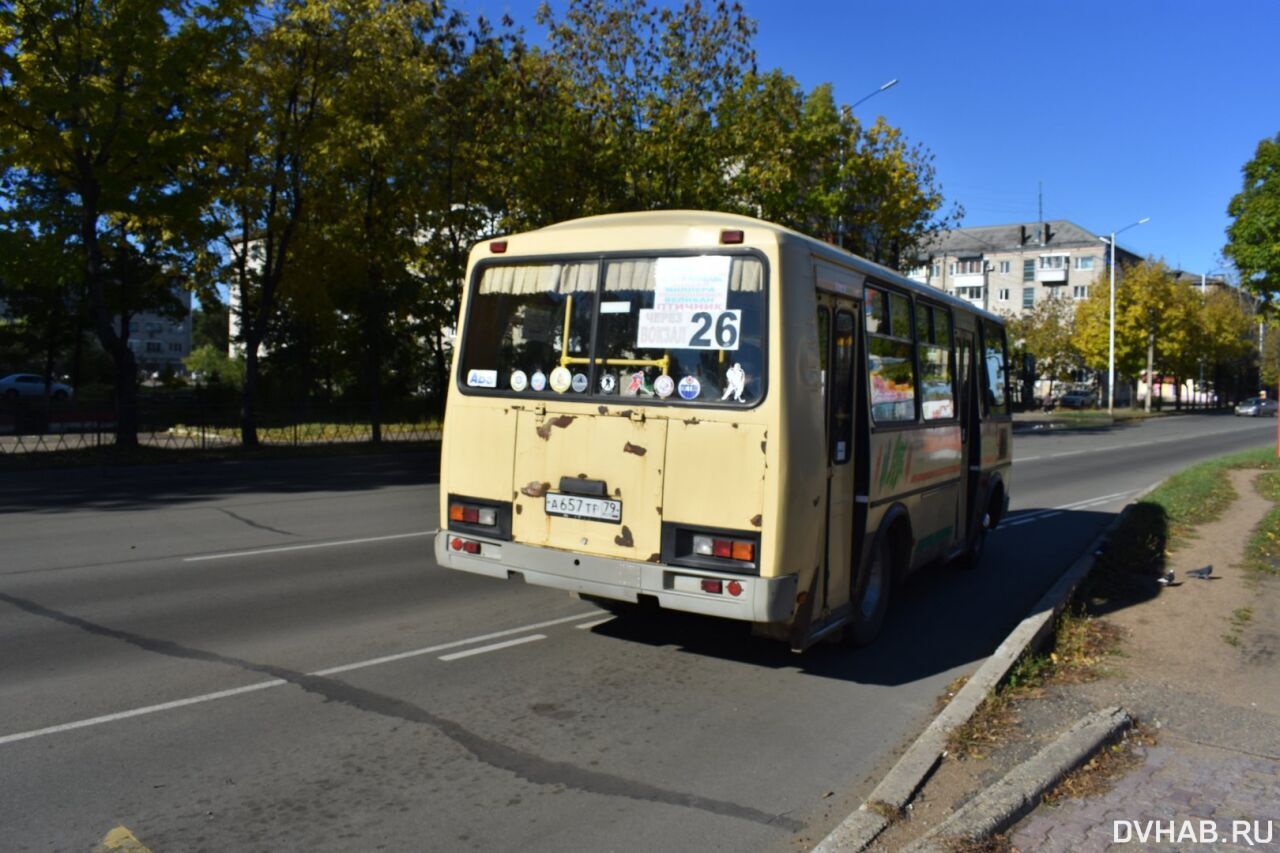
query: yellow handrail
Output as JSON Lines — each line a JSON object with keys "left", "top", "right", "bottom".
{"left": 558, "top": 294, "right": 670, "bottom": 376}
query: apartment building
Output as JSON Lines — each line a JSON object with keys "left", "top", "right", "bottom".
{"left": 124, "top": 289, "right": 193, "bottom": 377}
{"left": 908, "top": 219, "right": 1142, "bottom": 316}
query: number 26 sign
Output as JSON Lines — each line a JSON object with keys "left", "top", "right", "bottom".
{"left": 636, "top": 309, "right": 741, "bottom": 350}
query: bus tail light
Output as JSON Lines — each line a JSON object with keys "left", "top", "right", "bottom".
{"left": 446, "top": 494, "right": 512, "bottom": 540}
{"left": 688, "top": 532, "right": 757, "bottom": 570}
{"left": 450, "top": 536, "right": 481, "bottom": 555}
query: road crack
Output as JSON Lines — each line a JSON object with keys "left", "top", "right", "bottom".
{"left": 0, "top": 592, "right": 799, "bottom": 831}
{"left": 216, "top": 508, "right": 296, "bottom": 537}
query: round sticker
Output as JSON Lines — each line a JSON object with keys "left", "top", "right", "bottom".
{"left": 509, "top": 370, "right": 528, "bottom": 392}
{"left": 654, "top": 375, "right": 675, "bottom": 399}
{"left": 678, "top": 376, "right": 701, "bottom": 400}
{"left": 549, "top": 366, "right": 572, "bottom": 394}
{"left": 571, "top": 373, "right": 589, "bottom": 393}
{"left": 599, "top": 374, "right": 617, "bottom": 394}
{"left": 531, "top": 370, "right": 547, "bottom": 392}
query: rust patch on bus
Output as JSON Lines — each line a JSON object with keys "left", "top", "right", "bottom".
{"left": 597, "top": 406, "right": 609, "bottom": 415}
{"left": 535, "top": 415, "right": 576, "bottom": 440}
{"left": 647, "top": 553, "right": 661, "bottom": 563}
{"left": 614, "top": 526, "right": 634, "bottom": 548}
{"left": 656, "top": 506, "right": 662, "bottom": 515}
{"left": 515, "top": 504, "right": 523, "bottom": 515}
{"left": 760, "top": 440, "right": 767, "bottom": 454}
{"left": 521, "top": 481, "right": 551, "bottom": 498}
{"left": 614, "top": 487, "right": 622, "bottom": 496}
{"left": 616, "top": 409, "right": 634, "bottom": 419}
{"left": 683, "top": 417, "right": 701, "bottom": 425}
{"left": 750, "top": 514, "right": 762, "bottom": 528}
{"left": 623, "top": 442, "right": 647, "bottom": 457}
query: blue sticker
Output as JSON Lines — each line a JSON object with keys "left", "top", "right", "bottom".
{"left": 677, "top": 376, "right": 701, "bottom": 400}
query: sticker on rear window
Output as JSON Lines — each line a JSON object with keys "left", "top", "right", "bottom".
{"left": 600, "top": 301, "right": 631, "bottom": 314}
{"left": 678, "top": 376, "right": 701, "bottom": 400}
{"left": 531, "top": 370, "right": 547, "bottom": 392}
{"left": 467, "top": 369, "right": 497, "bottom": 388}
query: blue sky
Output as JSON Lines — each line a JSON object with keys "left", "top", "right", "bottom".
{"left": 459, "top": 0, "right": 1280, "bottom": 279}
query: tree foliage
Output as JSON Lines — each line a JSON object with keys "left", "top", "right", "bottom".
{"left": 1225, "top": 132, "right": 1280, "bottom": 305}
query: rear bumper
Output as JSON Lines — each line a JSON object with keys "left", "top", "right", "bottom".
{"left": 434, "top": 531, "right": 798, "bottom": 624}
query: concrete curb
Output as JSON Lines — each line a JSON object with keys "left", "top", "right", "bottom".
{"left": 812, "top": 499, "right": 1145, "bottom": 853}
{"left": 902, "top": 706, "right": 1133, "bottom": 852}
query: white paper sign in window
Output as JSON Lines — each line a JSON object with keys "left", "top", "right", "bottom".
{"left": 636, "top": 256, "right": 739, "bottom": 350}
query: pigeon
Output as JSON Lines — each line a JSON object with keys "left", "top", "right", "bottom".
{"left": 1187, "top": 565, "right": 1213, "bottom": 580}
{"left": 1157, "top": 570, "right": 1175, "bottom": 585}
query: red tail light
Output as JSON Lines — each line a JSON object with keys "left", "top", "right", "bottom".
{"left": 712, "top": 539, "right": 732, "bottom": 559}
{"left": 490, "top": 240, "right": 508, "bottom": 253}
{"left": 700, "top": 579, "right": 723, "bottom": 594}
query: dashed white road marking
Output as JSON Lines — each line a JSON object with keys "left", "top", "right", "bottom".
{"left": 184, "top": 530, "right": 439, "bottom": 562}
{"left": 438, "top": 634, "right": 546, "bottom": 661}
{"left": 1000, "top": 490, "right": 1137, "bottom": 528}
{"left": 0, "top": 611, "right": 596, "bottom": 747}
{"left": 574, "top": 616, "right": 617, "bottom": 630}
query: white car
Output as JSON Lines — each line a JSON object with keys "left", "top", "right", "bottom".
{"left": 0, "top": 373, "right": 74, "bottom": 400}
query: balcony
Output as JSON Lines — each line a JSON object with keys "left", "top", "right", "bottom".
{"left": 1036, "top": 268, "right": 1068, "bottom": 284}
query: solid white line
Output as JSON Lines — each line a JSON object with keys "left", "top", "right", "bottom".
{"left": 438, "top": 634, "right": 545, "bottom": 661}
{"left": 574, "top": 617, "right": 616, "bottom": 630}
{"left": 1, "top": 611, "right": 597, "bottom": 747}
{"left": 184, "top": 530, "right": 439, "bottom": 562}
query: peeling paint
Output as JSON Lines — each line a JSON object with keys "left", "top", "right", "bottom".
{"left": 616, "top": 409, "right": 634, "bottom": 419}
{"left": 750, "top": 514, "right": 762, "bottom": 528}
{"left": 521, "top": 481, "right": 552, "bottom": 498}
{"left": 535, "top": 415, "right": 576, "bottom": 440}
{"left": 614, "top": 487, "right": 622, "bottom": 497}
{"left": 623, "top": 442, "right": 647, "bottom": 457}
{"left": 655, "top": 506, "right": 662, "bottom": 515}
{"left": 515, "top": 504, "right": 523, "bottom": 515}
{"left": 682, "top": 417, "right": 701, "bottom": 426}
{"left": 731, "top": 423, "right": 739, "bottom": 429}
{"left": 760, "top": 440, "right": 767, "bottom": 454}
{"left": 647, "top": 553, "right": 661, "bottom": 563}
{"left": 597, "top": 406, "right": 609, "bottom": 415}
{"left": 614, "top": 526, "right": 634, "bottom": 548}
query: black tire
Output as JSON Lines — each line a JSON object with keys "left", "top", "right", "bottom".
{"left": 845, "top": 533, "right": 892, "bottom": 647}
{"left": 955, "top": 503, "right": 991, "bottom": 571}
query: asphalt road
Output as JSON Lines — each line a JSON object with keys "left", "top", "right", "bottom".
{"left": 0, "top": 413, "right": 1274, "bottom": 852}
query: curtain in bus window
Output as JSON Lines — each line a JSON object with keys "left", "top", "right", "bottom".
{"left": 869, "top": 336, "right": 916, "bottom": 422}
{"left": 462, "top": 262, "right": 598, "bottom": 390}
{"left": 982, "top": 320, "right": 1009, "bottom": 415}
{"left": 602, "top": 258, "right": 763, "bottom": 293}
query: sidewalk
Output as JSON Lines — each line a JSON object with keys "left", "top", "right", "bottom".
{"left": 1008, "top": 468, "right": 1280, "bottom": 851}
{"left": 864, "top": 467, "right": 1280, "bottom": 852}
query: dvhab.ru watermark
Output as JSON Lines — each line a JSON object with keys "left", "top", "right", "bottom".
{"left": 1113, "top": 819, "right": 1274, "bottom": 846}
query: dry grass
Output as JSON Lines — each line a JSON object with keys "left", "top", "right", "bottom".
{"left": 942, "top": 833, "right": 1016, "bottom": 852}
{"left": 1043, "top": 724, "right": 1158, "bottom": 804}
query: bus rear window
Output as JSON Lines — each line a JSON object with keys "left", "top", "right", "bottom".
{"left": 459, "top": 255, "right": 766, "bottom": 406}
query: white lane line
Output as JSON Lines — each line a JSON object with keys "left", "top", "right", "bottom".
{"left": 438, "top": 634, "right": 545, "bottom": 661}
{"left": 184, "top": 530, "right": 439, "bottom": 562}
{"left": 0, "top": 611, "right": 597, "bottom": 747}
{"left": 574, "top": 616, "right": 617, "bottom": 630}
{"left": 999, "top": 490, "right": 1136, "bottom": 529}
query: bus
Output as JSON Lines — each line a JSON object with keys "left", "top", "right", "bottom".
{"left": 435, "top": 211, "right": 1011, "bottom": 650}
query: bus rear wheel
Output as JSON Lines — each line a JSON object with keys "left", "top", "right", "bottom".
{"left": 844, "top": 534, "right": 892, "bottom": 647}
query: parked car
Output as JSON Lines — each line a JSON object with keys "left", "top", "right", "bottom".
{"left": 0, "top": 373, "right": 74, "bottom": 401}
{"left": 1057, "top": 390, "right": 1097, "bottom": 409}
{"left": 1234, "top": 397, "right": 1278, "bottom": 417}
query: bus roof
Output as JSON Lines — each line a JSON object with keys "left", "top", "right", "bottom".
{"left": 507, "top": 210, "right": 1006, "bottom": 326}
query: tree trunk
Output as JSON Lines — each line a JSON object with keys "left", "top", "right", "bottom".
{"left": 1145, "top": 334, "right": 1155, "bottom": 414}
{"left": 241, "top": 343, "right": 259, "bottom": 448}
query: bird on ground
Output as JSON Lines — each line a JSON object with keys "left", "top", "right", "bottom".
{"left": 1187, "top": 565, "right": 1213, "bottom": 580}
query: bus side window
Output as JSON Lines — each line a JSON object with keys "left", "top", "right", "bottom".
{"left": 866, "top": 286, "right": 916, "bottom": 423}
{"left": 919, "top": 304, "right": 956, "bottom": 421}
{"left": 980, "top": 320, "right": 1009, "bottom": 416}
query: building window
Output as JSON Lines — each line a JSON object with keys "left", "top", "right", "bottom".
{"left": 999, "top": 261, "right": 1010, "bottom": 274}
{"left": 932, "top": 263, "right": 940, "bottom": 278}
{"left": 146, "top": 341, "right": 163, "bottom": 353}
{"left": 1039, "top": 254, "right": 1069, "bottom": 270}
{"left": 169, "top": 342, "right": 184, "bottom": 353}
{"left": 998, "top": 288, "right": 1010, "bottom": 301}
{"left": 956, "top": 258, "right": 983, "bottom": 275}
{"left": 128, "top": 320, "right": 138, "bottom": 334}
{"left": 1075, "top": 257, "right": 1095, "bottom": 271}
{"left": 1022, "top": 287, "right": 1034, "bottom": 309}
{"left": 955, "top": 285, "right": 984, "bottom": 301}
{"left": 1073, "top": 285, "right": 1089, "bottom": 299}
{"left": 948, "top": 263, "right": 956, "bottom": 275}
{"left": 1023, "top": 259, "right": 1035, "bottom": 281}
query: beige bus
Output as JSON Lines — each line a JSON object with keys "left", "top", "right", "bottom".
{"left": 435, "top": 211, "right": 1012, "bottom": 650}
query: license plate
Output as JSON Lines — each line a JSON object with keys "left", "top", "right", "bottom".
{"left": 544, "top": 493, "right": 622, "bottom": 523}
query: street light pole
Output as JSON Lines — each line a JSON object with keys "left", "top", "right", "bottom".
{"left": 837, "top": 79, "right": 898, "bottom": 249}
{"left": 1105, "top": 217, "right": 1150, "bottom": 413}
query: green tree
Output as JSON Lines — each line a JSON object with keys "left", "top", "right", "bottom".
{"left": 0, "top": 0, "right": 237, "bottom": 445}
{"left": 1225, "top": 133, "right": 1280, "bottom": 304}
{"left": 191, "top": 297, "right": 229, "bottom": 353}
{"left": 1004, "top": 293, "right": 1078, "bottom": 399}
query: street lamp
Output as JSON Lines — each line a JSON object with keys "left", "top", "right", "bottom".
{"left": 837, "top": 79, "right": 899, "bottom": 249}
{"left": 1103, "top": 217, "right": 1150, "bottom": 413}
{"left": 849, "top": 78, "right": 899, "bottom": 111}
